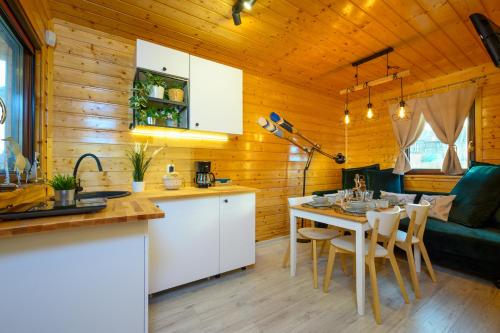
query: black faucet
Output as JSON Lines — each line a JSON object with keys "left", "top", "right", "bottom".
{"left": 73, "top": 153, "right": 103, "bottom": 193}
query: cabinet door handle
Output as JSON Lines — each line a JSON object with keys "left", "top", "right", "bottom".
{"left": 195, "top": 122, "right": 199, "bottom": 127}
{"left": 224, "top": 199, "right": 228, "bottom": 203}
{"left": 162, "top": 67, "right": 167, "bottom": 72}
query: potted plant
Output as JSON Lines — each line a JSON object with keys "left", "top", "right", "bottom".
{"left": 145, "top": 106, "right": 159, "bottom": 125}
{"left": 145, "top": 72, "right": 167, "bottom": 99}
{"left": 163, "top": 107, "right": 180, "bottom": 127}
{"left": 129, "top": 81, "right": 150, "bottom": 124}
{"left": 127, "top": 143, "right": 164, "bottom": 192}
{"left": 48, "top": 174, "right": 77, "bottom": 206}
{"left": 167, "top": 82, "right": 184, "bottom": 102}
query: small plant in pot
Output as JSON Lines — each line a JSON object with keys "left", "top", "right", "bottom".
{"left": 48, "top": 174, "right": 77, "bottom": 206}
{"left": 129, "top": 81, "right": 150, "bottom": 124}
{"left": 127, "top": 143, "right": 164, "bottom": 192}
{"left": 163, "top": 107, "right": 180, "bottom": 127}
{"left": 167, "top": 83, "right": 184, "bottom": 102}
{"left": 145, "top": 72, "right": 167, "bottom": 99}
{"left": 144, "top": 106, "right": 159, "bottom": 125}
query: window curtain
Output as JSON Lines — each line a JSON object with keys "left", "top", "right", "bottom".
{"left": 389, "top": 98, "right": 425, "bottom": 175}
{"left": 422, "top": 85, "right": 477, "bottom": 175}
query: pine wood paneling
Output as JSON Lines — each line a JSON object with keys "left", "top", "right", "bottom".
{"left": 47, "top": 0, "right": 497, "bottom": 96}
{"left": 50, "top": 19, "right": 345, "bottom": 241}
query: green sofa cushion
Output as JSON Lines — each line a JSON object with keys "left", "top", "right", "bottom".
{"left": 365, "top": 169, "right": 403, "bottom": 199}
{"left": 448, "top": 165, "right": 500, "bottom": 228}
{"left": 399, "top": 217, "right": 500, "bottom": 271}
{"left": 342, "top": 164, "right": 379, "bottom": 189}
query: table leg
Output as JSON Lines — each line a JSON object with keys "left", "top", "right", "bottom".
{"left": 355, "top": 225, "right": 365, "bottom": 315}
{"left": 414, "top": 244, "right": 421, "bottom": 273}
{"left": 290, "top": 211, "right": 297, "bottom": 277}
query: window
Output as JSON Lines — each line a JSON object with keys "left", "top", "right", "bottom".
{"left": 408, "top": 106, "right": 474, "bottom": 173}
{"left": 0, "top": 2, "right": 35, "bottom": 175}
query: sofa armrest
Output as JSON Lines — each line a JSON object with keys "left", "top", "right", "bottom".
{"left": 312, "top": 189, "right": 340, "bottom": 196}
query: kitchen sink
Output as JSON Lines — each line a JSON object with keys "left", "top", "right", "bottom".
{"left": 77, "top": 191, "right": 131, "bottom": 200}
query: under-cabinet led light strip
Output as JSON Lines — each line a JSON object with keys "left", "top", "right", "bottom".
{"left": 131, "top": 127, "right": 229, "bottom": 142}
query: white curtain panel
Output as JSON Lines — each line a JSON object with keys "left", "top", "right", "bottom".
{"left": 388, "top": 98, "right": 426, "bottom": 175}
{"left": 422, "top": 85, "right": 477, "bottom": 175}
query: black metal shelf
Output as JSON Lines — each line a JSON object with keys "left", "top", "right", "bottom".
{"left": 148, "top": 97, "right": 188, "bottom": 108}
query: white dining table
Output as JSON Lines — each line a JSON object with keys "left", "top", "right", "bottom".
{"left": 289, "top": 204, "right": 410, "bottom": 316}
{"left": 289, "top": 204, "right": 370, "bottom": 315}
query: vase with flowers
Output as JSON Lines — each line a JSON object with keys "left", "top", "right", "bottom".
{"left": 127, "top": 143, "right": 164, "bottom": 192}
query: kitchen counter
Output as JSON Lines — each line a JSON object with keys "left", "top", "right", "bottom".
{"left": 134, "top": 185, "right": 258, "bottom": 200}
{"left": 0, "top": 197, "right": 164, "bottom": 238}
{"left": 0, "top": 186, "right": 256, "bottom": 238}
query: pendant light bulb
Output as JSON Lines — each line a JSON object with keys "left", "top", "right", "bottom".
{"left": 344, "top": 93, "right": 350, "bottom": 124}
{"left": 367, "top": 103, "right": 373, "bottom": 119}
{"left": 398, "top": 100, "right": 406, "bottom": 119}
{"left": 366, "top": 87, "right": 373, "bottom": 119}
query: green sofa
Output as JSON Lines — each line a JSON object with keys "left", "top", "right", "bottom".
{"left": 400, "top": 191, "right": 500, "bottom": 284}
{"left": 313, "top": 163, "right": 500, "bottom": 286}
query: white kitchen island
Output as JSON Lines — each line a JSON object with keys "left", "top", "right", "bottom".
{"left": 0, "top": 198, "right": 164, "bottom": 333}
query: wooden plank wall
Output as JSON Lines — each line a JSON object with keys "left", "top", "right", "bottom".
{"left": 345, "top": 64, "right": 500, "bottom": 193}
{"left": 50, "top": 19, "right": 345, "bottom": 241}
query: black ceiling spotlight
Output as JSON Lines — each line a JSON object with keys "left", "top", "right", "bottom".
{"left": 232, "top": 0, "right": 257, "bottom": 26}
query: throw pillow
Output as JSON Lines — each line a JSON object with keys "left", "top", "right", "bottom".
{"left": 380, "top": 191, "right": 416, "bottom": 205}
{"left": 341, "top": 164, "right": 380, "bottom": 189}
{"left": 420, "top": 195, "right": 456, "bottom": 222}
{"left": 365, "top": 169, "right": 403, "bottom": 199}
{"left": 448, "top": 164, "right": 500, "bottom": 228}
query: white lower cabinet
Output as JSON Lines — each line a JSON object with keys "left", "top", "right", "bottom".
{"left": 220, "top": 193, "right": 255, "bottom": 273}
{"left": 149, "top": 193, "right": 255, "bottom": 294}
{"left": 149, "top": 196, "right": 220, "bottom": 293}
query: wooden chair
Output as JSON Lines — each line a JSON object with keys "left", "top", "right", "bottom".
{"left": 283, "top": 196, "right": 344, "bottom": 289}
{"left": 323, "top": 207, "right": 409, "bottom": 324}
{"left": 395, "top": 200, "right": 436, "bottom": 299}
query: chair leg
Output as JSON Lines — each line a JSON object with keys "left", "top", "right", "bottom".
{"left": 282, "top": 241, "right": 290, "bottom": 268}
{"left": 405, "top": 245, "right": 421, "bottom": 299}
{"left": 312, "top": 240, "right": 318, "bottom": 289}
{"left": 368, "top": 259, "right": 381, "bottom": 324}
{"left": 388, "top": 253, "right": 410, "bottom": 304}
{"left": 319, "top": 240, "right": 328, "bottom": 257}
{"left": 323, "top": 245, "right": 336, "bottom": 292}
{"left": 419, "top": 242, "right": 437, "bottom": 282}
{"left": 340, "top": 254, "right": 348, "bottom": 275}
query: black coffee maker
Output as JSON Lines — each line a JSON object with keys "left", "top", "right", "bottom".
{"left": 195, "top": 161, "right": 215, "bottom": 188}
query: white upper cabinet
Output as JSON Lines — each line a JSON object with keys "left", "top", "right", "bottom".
{"left": 189, "top": 55, "right": 243, "bottom": 135}
{"left": 136, "top": 39, "right": 189, "bottom": 78}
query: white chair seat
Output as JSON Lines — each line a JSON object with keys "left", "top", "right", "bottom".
{"left": 331, "top": 235, "right": 388, "bottom": 258}
{"left": 298, "top": 227, "right": 340, "bottom": 240}
{"left": 396, "top": 230, "right": 419, "bottom": 244}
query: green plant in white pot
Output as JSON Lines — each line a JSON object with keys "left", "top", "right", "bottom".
{"left": 48, "top": 174, "right": 77, "bottom": 206}
{"left": 127, "top": 143, "right": 164, "bottom": 192}
{"left": 145, "top": 72, "right": 167, "bottom": 99}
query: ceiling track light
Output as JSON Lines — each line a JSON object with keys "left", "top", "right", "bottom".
{"left": 232, "top": 0, "right": 256, "bottom": 26}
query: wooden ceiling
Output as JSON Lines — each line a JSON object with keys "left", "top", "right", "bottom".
{"left": 48, "top": 0, "right": 499, "bottom": 99}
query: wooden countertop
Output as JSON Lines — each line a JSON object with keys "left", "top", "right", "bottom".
{"left": 0, "top": 197, "right": 164, "bottom": 239}
{"left": 0, "top": 186, "right": 256, "bottom": 238}
{"left": 133, "top": 185, "right": 259, "bottom": 200}
{"left": 291, "top": 205, "right": 368, "bottom": 223}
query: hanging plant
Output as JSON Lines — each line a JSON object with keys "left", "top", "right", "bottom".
{"left": 129, "top": 80, "right": 150, "bottom": 125}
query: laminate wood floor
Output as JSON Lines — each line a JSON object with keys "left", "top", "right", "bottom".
{"left": 149, "top": 238, "right": 500, "bottom": 333}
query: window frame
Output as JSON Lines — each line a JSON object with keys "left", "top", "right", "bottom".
{"left": 406, "top": 102, "right": 475, "bottom": 175}
{"left": 0, "top": 0, "right": 37, "bottom": 171}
